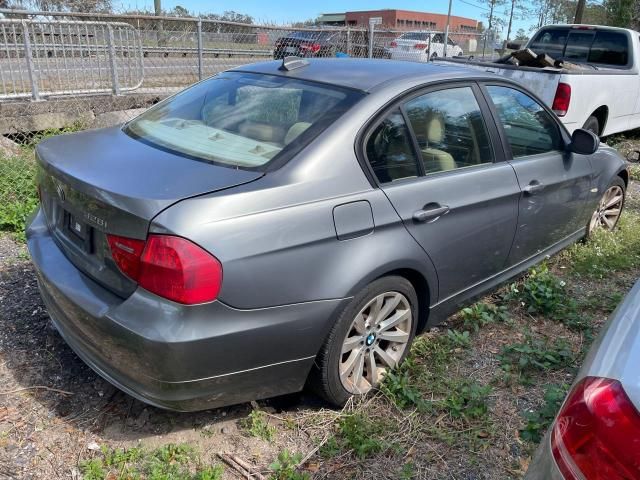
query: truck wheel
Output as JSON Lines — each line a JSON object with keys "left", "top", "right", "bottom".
{"left": 583, "top": 116, "right": 600, "bottom": 136}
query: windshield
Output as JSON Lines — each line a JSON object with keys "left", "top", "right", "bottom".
{"left": 529, "top": 27, "right": 630, "bottom": 67}
{"left": 125, "top": 72, "right": 363, "bottom": 169}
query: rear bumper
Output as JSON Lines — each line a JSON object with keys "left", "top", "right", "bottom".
{"left": 524, "top": 432, "right": 563, "bottom": 480}
{"left": 27, "top": 208, "right": 348, "bottom": 411}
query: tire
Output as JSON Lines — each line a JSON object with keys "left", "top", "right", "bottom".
{"left": 430, "top": 52, "right": 438, "bottom": 61}
{"left": 587, "top": 176, "right": 625, "bottom": 236}
{"left": 583, "top": 115, "right": 600, "bottom": 136}
{"left": 309, "top": 276, "right": 419, "bottom": 407}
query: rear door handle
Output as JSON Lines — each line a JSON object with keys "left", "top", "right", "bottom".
{"left": 523, "top": 181, "right": 545, "bottom": 195}
{"left": 413, "top": 205, "right": 450, "bottom": 223}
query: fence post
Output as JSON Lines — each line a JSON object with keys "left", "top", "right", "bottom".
{"left": 368, "top": 20, "right": 374, "bottom": 58}
{"left": 197, "top": 18, "right": 203, "bottom": 81}
{"left": 427, "top": 31, "right": 432, "bottom": 61}
{"left": 106, "top": 24, "right": 120, "bottom": 95}
{"left": 21, "top": 20, "right": 40, "bottom": 101}
{"left": 346, "top": 27, "right": 351, "bottom": 56}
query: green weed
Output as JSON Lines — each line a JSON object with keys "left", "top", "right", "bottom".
{"left": 381, "top": 366, "right": 427, "bottom": 410}
{"left": 0, "top": 154, "right": 39, "bottom": 235}
{"left": 520, "top": 384, "right": 568, "bottom": 443}
{"left": 441, "top": 379, "right": 491, "bottom": 421}
{"left": 566, "top": 213, "right": 640, "bottom": 277}
{"left": 507, "top": 265, "right": 566, "bottom": 315}
{"left": 499, "top": 336, "right": 574, "bottom": 380}
{"left": 268, "top": 450, "right": 309, "bottom": 480}
{"left": 336, "top": 413, "right": 389, "bottom": 459}
{"left": 445, "top": 329, "right": 472, "bottom": 349}
{"left": 79, "top": 443, "right": 223, "bottom": 480}
{"left": 459, "top": 302, "right": 510, "bottom": 331}
{"left": 241, "top": 409, "right": 276, "bottom": 441}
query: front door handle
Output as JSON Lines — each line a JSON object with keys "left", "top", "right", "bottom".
{"left": 523, "top": 181, "right": 545, "bottom": 195}
{"left": 413, "top": 205, "right": 450, "bottom": 223}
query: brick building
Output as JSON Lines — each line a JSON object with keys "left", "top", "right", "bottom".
{"left": 341, "top": 9, "right": 478, "bottom": 32}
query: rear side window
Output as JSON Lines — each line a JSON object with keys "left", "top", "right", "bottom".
{"left": 366, "top": 109, "right": 419, "bottom": 183}
{"left": 486, "top": 86, "right": 562, "bottom": 158}
{"left": 403, "top": 87, "right": 493, "bottom": 174}
{"left": 125, "top": 72, "right": 363, "bottom": 170}
{"left": 529, "top": 28, "right": 630, "bottom": 67}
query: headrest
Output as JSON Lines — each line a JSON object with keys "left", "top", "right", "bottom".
{"left": 285, "top": 122, "right": 312, "bottom": 145}
{"left": 426, "top": 114, "right": 445, "bottom": 144}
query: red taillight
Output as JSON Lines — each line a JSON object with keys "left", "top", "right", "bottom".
{"left": 552, "top": 82, "right": 571, "bottom": 117}
{"left": 390, "top": 41, "right": 397, "bottom": 48}
{"left": 414, "top": 43, "right": 428, "bottom": 50}
{"left": 300, "top": 42, "right": 321, "bottom": 53}
{"left": 107, "top": 234, "right": 222, "bottom": 305}
{"left": 551, "top": 377, "right": 640, "bottom": 480}
{"left": 107, "top": 234, "right": 145, "bottom": 280}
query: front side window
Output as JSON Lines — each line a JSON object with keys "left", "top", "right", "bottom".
{"left": 486, "top": 85, "right": 562, "bottom": 158}
{"left": 366, "top": 109, "right": 419, "bottom": 184}
{"left": 125, "top": 72, "right": 363, "bottom": 169}
{"left": 404, "top": 87, "right": 493, "bottom": 174}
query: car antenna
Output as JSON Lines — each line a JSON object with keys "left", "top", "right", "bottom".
{"left": 279, "top": 56, "right": 310, "bottom": 71}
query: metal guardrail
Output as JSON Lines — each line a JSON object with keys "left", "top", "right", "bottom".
{"left": 0, "top": 19, "right": 143, "bottom": 99}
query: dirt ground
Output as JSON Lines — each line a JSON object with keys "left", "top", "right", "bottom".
{"left": 1, "top": 175, "right": 639, "bottom": 479}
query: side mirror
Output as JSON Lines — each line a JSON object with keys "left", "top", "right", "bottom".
{"left": 570, "top": 128, "right": 600, "bottom": 155}
{"left": 506, "top": 42, "right": 522, "bottom": 50}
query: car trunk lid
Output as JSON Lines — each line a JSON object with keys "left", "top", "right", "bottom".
{"left": 36, "top": 126, "right": 263, "bottom": 298}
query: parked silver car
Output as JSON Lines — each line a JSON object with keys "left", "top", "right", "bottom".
{"left": 526, "top": 279, "right": 640, "bottom": 479}
{"left": 27, "top": 58, "right": 628, "bottom": 411}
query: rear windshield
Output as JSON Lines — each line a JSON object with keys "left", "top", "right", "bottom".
{"left": 529, "top": 27, "right": 630, "bottom": 67}
{"left": 125, "top": 72, "right": 363, "bottom": 170}
{"left": 400, "top": 32, "right": 430, "bottom": 41}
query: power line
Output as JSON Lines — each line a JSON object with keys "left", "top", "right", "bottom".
{"left": 457, "top": 0, "right": 491, "bottom": 12}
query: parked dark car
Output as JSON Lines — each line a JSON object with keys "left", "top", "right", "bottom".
{"left": 273, "top": 31, "right": 340, "bottom": 59}
{"left": 27, "top": 58, "right": 628, "bottom": 411}
{"left": 273, "top": 30, "right": 391, "bottom": 59}
{"left": 526, "top": 279, "right": 640, "bottom": 479}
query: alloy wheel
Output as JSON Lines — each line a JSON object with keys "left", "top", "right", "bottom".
{"left": 339, "top": 291, "right": 413, "bottom": 394}
{"left": 589, "top": 185, "right": 624, "bottom": 232}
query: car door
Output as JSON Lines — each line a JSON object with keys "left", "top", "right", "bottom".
{"left": 363, "top": 83, "right": 521, "bottom": 302}
{"left": 482, "top": 83, "right": 594, "bottom": 267}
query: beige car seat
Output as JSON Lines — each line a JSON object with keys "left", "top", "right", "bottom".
{"left": 420, "top": 113, "right": 456, "bottom": 174}
{"left": 284, "top": 122, "right": 312, "bottom": 145}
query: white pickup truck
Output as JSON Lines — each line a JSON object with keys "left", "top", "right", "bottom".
{"left": 435, "top": 24, "right": 640, "bottom": 137}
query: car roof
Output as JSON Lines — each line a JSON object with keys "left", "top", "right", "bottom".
{"left": 231, "top": 58, "right": 495, "bottom": 93}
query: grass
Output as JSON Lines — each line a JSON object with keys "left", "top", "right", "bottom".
{"left": 80, "top": 444, "right": 224, "bottom": 480}
{"left": 0, "top": 124, "right": 86, "bottom": 238}
{"left": 499, "top": 335, "right": 575, "bottom": 382}
{"left": 565, "top": 213, "right": 640, "bottom": 278}
{"left": 519, "top": 384, "right": 569, "bottom": 443}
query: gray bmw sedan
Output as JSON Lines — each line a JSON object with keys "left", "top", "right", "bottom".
{"left": 27, "top": 58, "right": 629, "bottom": 411}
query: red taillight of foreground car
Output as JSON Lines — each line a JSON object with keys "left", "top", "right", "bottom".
{"left": 552, "top": 82, "right": 571, "bottom": 117}
{"left": 107, "top": 234, "right": 222, "bottom": 305}
{"left": 551, "top": 377, "right": 640, "bottom": 480}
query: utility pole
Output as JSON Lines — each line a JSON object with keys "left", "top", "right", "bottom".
{"left": 574, "top": 0, "right": 586, "bottom": 23}
{"left": 443, "top": 0, "right": 453, "bottom": 56}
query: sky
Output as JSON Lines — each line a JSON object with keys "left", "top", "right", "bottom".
{"left": 119, "top": 0, "right": 534, "bottom": 36}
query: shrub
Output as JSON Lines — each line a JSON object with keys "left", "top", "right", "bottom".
{"left": 268, "top": 450, "right": 309, "bottom": 480}
{"left": 336, "top": 413, "right": 388, "bottom": 459}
